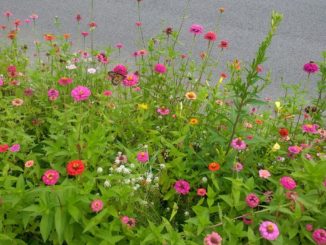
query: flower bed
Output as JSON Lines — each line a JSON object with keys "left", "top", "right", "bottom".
{"left": 0, "top": 2, "right": 325, "bottom": 244}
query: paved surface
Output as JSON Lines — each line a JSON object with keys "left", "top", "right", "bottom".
{"left": 0, "top": 0, "right": 325, "bottom": 98}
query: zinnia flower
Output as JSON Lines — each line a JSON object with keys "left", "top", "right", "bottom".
{"left": 121, "top": 216, "right": 136, "bottom": 228}
{"left": 208, "top": 162, "right": 220, "bottom": 171}
{"left": 103, "top": 90, "right": 113, "bottom": 96}
{"left": 25, "top": 160, "right": 34, "bottom": 168}
{"left": 280, "top": 176, "right": 297, "bottom": 190}
{"left": 48, "top": 89, "right": 59, "bottom": 101}
{"left": 91, "top": 199, "right": 103, "bottom": 213}
{"left": 185, "top": 91, "right": 197, "bottom": 100}
{"left": 189, "top": 24, "right": 203, "bottom": 35}
{"left": 66, "top": 160, "right": 85, "bottom": 176}
{"left": 9, "top": 144, "right": 20, "bottom": 152}
{"left": 233, "top": 162, "right": 243, "bottom": 172}
{"left": 231, "top": 138, "right": 247, "bottom": 151}
{"left": 259, "top": 169, "right": 271, "bottom": 179}
{"left": 288, "top": 145, "right": 302, "bottom": 155}
{"left": 312, "top": 229, "right": 326, "bottom": 245}
{"left": 302, "top": 124, "right": 319, "bottom": 134}
{"left": 0, "top": 144, "right": 9, "bottom": 153}
{"left": 154, "top": 63, "right": 167, "bottom": 74}
{"left": 259, "top": 221, "right": 280, "bottom": 241}
{"left": 204, "top": 231, "right": 222, "bottom": 245}
{"left": 42, "top": 169, "right": 60, "bottom": 186}
{"left": 245, "top": 193, "right": 260, "bottom": 208}
{"left": 303, "top": 61, "right": 319, "bottom": 74}
{"left": 197, "top": 188, "right": 207, "bottom": 197}
{"left": 204, "top": 31, "right": 217, "bottom": 42}
{"left": 157, "top": 107, "right": 170, "bottom": 115}
{"left": 137, "top": 151, "right": 149, "bottom": 163}
{"left": 242, "top": 213, "right": 254, "bottom": 225}
{"left": 58, "top": 77, "right": 73, "bottom": 86}
{"left": 189, "top": 118, "right": 199, "bottom": 125}
{"left": 113, "top": 64, "right": 128, "bottom": 75}
{"left": 12, "top": 98, "right": 24, "bottom": 106}
{"left": 174, "top": 179, "right": 190, "bottom": 195}
{"left": 123, "top": 73, "right": 139, "bottom": 87}
{"left": 71, "top": 86, "right": 91, "bottom": 101}
{"left": 218, "top": 40, "right": 228, "bottom": 49}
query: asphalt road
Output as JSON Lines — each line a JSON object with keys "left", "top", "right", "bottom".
{"left": 0, "top": 0, "right": 325, "bottom": 98}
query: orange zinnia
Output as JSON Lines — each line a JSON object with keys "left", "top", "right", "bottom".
{"left": 255, "top": 119, "right": 263, "bottom": 125}
{"left": 44, "top": 34, "right": 56, "bottom": 41}
{"left": 63, "top": 33, "right": 71, "bottom": 40}
{"left": 208, "top": 162, "right": 220, "bottom": 171}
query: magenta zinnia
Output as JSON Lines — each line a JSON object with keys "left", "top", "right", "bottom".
{"left": 231, "top": 138, "right": 247, "bottom": 151}
{"left": 71, "top": 86, "right": 91, "bottom": 101}
{"left": 259, "top": 221, "right": 280, "bottom": 240}
{"left": 123, "top": 73, "right": 139, "bottom": 87}
{"left": 154, "top": 63, "right": 167, "bottom": 74}
{"left": 280, "top": 176, "right": 297, "bottom": 190}
{"left": 303, "top": 61, "right": 319, "bottom": 74}
{"left": 189, "top": 24, "right": 203, "bottom": 35}
{"left": 245, "top": 193, "right": 260, "bottom": 208}
{"left": 90, "top": 199, "right": 103, "bottom": 213}
{"left": 174, "top": 179, "right": 190, "bottom": 195}
{"left": 137, "top": 151, "right": 149, "bottom": 163}
{"left": 312, "top": 229, "right": 326, "bottom": 245}
{"left": 42, "top": 169, "right": 59, "bottom": 186}
{"left": 204, "top": 231, "right": 222, "bottom": 245}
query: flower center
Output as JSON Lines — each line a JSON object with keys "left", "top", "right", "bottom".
{"left": 47, "top": 173, "right": 53, "bottom": 180}
{"left": 73, "top": 163, "right": 80, "bottom": 169}
{"left": 127, "top": 75, "right": 133, "bottom": 81}
{"left": 267, "top": 224, "right": 274, "bottom": 233}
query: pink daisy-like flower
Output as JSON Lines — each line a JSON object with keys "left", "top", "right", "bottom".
{"left": 154, "top": 63, "right": 167, "bottom": 74}
{"left": 12, "top": 98, "right": 24, "bottom": 107}
{"left": 259, "top": 221, "right": 280, "bottom": 241}
{"left": 42, "top": 169, "right": 60, "bottom": 186}
{"left": 48, "top": 89, "right": 59, "bottom": 101}
{"left": 312, "top": 229, "right": 326, "bottom": 245}
{"left": 303, "top": 61, "right": 319, "bottom": 74}
{"left": 121, "top": 216, "right": 136, "bottom": 228}
{"left": 113, "top": 64, "right": 128, "bottom": 75}
{"left": 204, "top": 31, "right": 217, "bottom": 42}
{"left": 71, "top": 86, "right": 91, "bottom": 102}
{"left": 259, "top": 169, "right": 271, "bottom": 179}
{"left": 25, "top": 160, "right": 34, "bottom": 168}
{"left": 189, "top": 24, "right": 203, "bottom": 35}
{"left": 197, "top": 188, "right": 207, "bottom": 197}
{"left": 137, "top": 151, "right": 149, "bottom": 163}
{"left": 245, "top": 193, "right": 260, "bottom": 208}
{"left": 233, "top": 162, "right": 243, "bottom": 172}
{"left": 91, "top": 199, "right": 103, "bottom": 213}
{"left": 58, "top": 77, "right": 73, "bottom": 86}
{"left": 157, "top": 107, "right": 170, "bottom": 115}
{"left": 204, "top": 231, "right": 222, "bottom": 245}
{"left": 123, "top": 73, "right": 139, "bottom": 87}
{"left": 174, "top": 179, "right": 190, "bottom": 195}
{"left": 9, "top": 144, "right": 20, "bottom": 152}
{"left": 288, "top": 145, "right": 302, "bottom": 155}
{"left": 231, "top": 138, "right": 247, "bottom": 151}
{"left": 302, "top": 124, "right": 319, "bottom": 134}
{"left": 280, "top": 176, "right": 297, "bottom": 190}
{"left": 103, "top": 90, "right": 113, "bottom": 96}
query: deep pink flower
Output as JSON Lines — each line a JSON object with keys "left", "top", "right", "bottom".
{"left": 280, "top": 176, "right": 297, "bottom": 190}
{"left": 76, "top": 14, "right": 82, "bottom": 23}
{"left": 157, "top": 107, "right": 170, "bottom": 115}
{"left": 174, "top": 179, "right": 190, "bottom": 195}
{"left": 71, "top": 86, "right": 91, "bottom": 102}
{"left": 288, "top": 145, "right": 302, "bottom": 155}
{"left": 0, "top": 78, "right": 4, "bottom": 86}
{"left": 123, "top": 74, "right": 139, "bottom": 87}
{"left": 9, "top": 144, "right": 20, "bottom": 152}
{"left": 113, "top": 64, "right": 128, "bottom": 75}
{"left": 116, "top": 43, "right": 124, "bottom": 49}
{"left": 48, "top": 89, "right": 59, "bottom": 101}
{"left": 25, "top": 19, "right": 31, "bottom": 24}
{"left": 204, "top": 31, "right": 217, "bottom": 42}
{"left": 103, "top": 90, "right": 112, "bottom": 96}
{"left": 121, "top": 216, "right": 136, "bottom": 228}
{"left": 259, "top": 221, "right": 280, "bottom": 240}
{"left": 58, "top": 77, "right": 73, "bottom": 86}
{"left": 218, "top": 40, "right": 228, "bottom": 49}
{"left": 189, "top": 24, "right": 203, "bottom": 35}
{"left": 91, "top": 199, "right": 103, "bottom": 213}
{"left": 4, "top": 11, "right": 13, "bottom": 18}
{"left": 245, "top": 193, "right": 260, "bottom": 208}
{"left": 233, "top": 162, "right": 243, "bottom": 172}
{"left": 306, "top": 224, "right": 314, "bottom": 232}
{"left": 42, "top": 169, "right": 59, "bottom": 186}
{"left": 312, "top": 229, "right": 326, "bottom": 245}
{"left": 242, "top": 213, "right": 254, "bottom": 225}
{"left": 135, "top": 21, "right": 142, "bottom": 27}
{"left": 302, "top": 124, "right": 319, "bottom": 134}
{"left": 24, "top": 88, "right": 34, "bottom": 96}
{"left": 0, "top": 144, "right": 9, "bottom": 153}
{"left": 204, "top": 231, "right": 222, "bottom": 245}
{"left": 231, "top": 138, "right": 247, "bottom": 151}
{"left": 81, "top": 31, "right": 89, "bottom": 37}
{"left": 89, "top": 21, "right": 97, "bottom": 29}
{"left": 303, "top": 61, "right": 319, "bottom": 74}
{"left": 137, "top": 151, "right": 149, "bottom": 163}
{"left": 154, "top": 63, "right": 167, "bottom": 74}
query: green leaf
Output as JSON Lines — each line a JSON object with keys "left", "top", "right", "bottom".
{"left": 40, "top": 214, "right": 53, "bottom": 242}
{"left": 55, "top": 207, "right": 65, "bottom": 244}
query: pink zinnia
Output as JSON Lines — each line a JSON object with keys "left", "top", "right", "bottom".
{"left": 121, "top": 216, "right": 136, "bottom": 228}
{"left": 113, "top": 64, "right": 128, "bottom": 75}
{"left": 245, "top": 193, "right": 260, "bottom": 208}
{"left": 231, "top": 138, "right": 247, "bottom": 151}
{"left": 302, "top": 124, "right": 319, "bottom": 134}
{"left": 91, "top": 199, "right": 103, "bottom": 213}
{"left": 154, "top": 63, "right": 167, "bottom": 74}
{"left": 312, "top": 229, "right": 326, "bottom": 245}
{"left": 9, "top": 144, "right": 20, "bottom": 152}
{"left": 218, "top": 40, "right": 228, "bottom": 49}
{"left": 81, "top": 31, "right": 89, "bottom": 37}
{"left": 58, "top": 77, "right": 73, "bottom": 86}
{"left": 48, "top": 89, "right": 59, "bottom": 101}
{"left": 203, "top": 231, "right": 222, "bottom": 245}
{"left": 259, "top": 221, "right": 280, "bottom": 241}
{"left": 197, "top": 188, "right": 207, "bottom": 197}
{"left": 103, "top": 90, "right": 112, "bottom": 96}
{"left": 0, "top": 78, "right": 4, "bottom": 86}
{"left": 174, "top": 179, "right": 190, "bottom": 195}
{"left": 204, "top": 31, "right": 217, "bottom": 42}
{"left": 189, "top": 24, "right": 203, "bottom": 35}
{"left": 116, "top": 43, "right": 124, "bottom": 49}
{"left": 157, "top": 107, "right": 170, "bottom": 115}
{"left": 25, "top": 160, "right": 34, "bottom": 168}
{"left": 303, "top": 61, "right": 319, "bottom": 74}
{"left": 259, "top": 169, "right": 271, "bottom": 179}
{"left": 135, "top": 21, "right": 142, "bottom": 27}
{"left": 280, "top": 176, "right": 297, "bottom": 190}
{"left": 42, "top": 169, "right": 59, "bottom": 186}
{"left": 4, "top": 11, "right": 13, "bottom": 18}
{"left": 123, "top": 74, "right": 139, "bottom": 87}
{"left": 233, "top": 162, "right": 243, "bottom": 172}
{"left": 71, "top": 86, "right": 91, "bottom": 102}
{"left": 137, "top": 151, "right": 149, "bottom": 163}
{"left": 288, "top": 145, "right": 302, "bottom": 154}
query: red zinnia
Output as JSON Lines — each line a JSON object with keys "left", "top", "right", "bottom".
{"left": 204, "top": 31, "right": 217, "bottom": 42}
{"left": 0, "top": 144, "right": 9, "bottom": 153}
{"left": 66, "top": 160, "right": 85, "bottom": 176}
{"left": 279, "top": 128, "right": 289, "bottom": 137}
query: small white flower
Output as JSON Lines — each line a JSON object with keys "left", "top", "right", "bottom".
{"left": 104, "top": 180, "right": 111, "bottom": 188}
{"left": 129, "top": 163, "right": 135, "bottom": 169}
{"left": 144, "top": 145, "right": 148, "bottom": 149}
{"left": 202, "top": 177, "right": 208, "bottom": 183}
{"left": 87, "top": 68, "right": 96, "bottom": 74}
{"left": 66, "top": 64, "right": 77, "bottom": 70}
{"left": 97, "top": 167, "right": 103, "bottom": 174}
{"left": 146, "top": 178, "right": 152, "bottom": 183}
{"left": 184, "top": 211, "right": 189, "bottom": 216}
{"left": 159, "top": 164, "right": 165, "bottom": 169}
{"left": 124, "top": 179, "right": 131, "bottom": 184}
